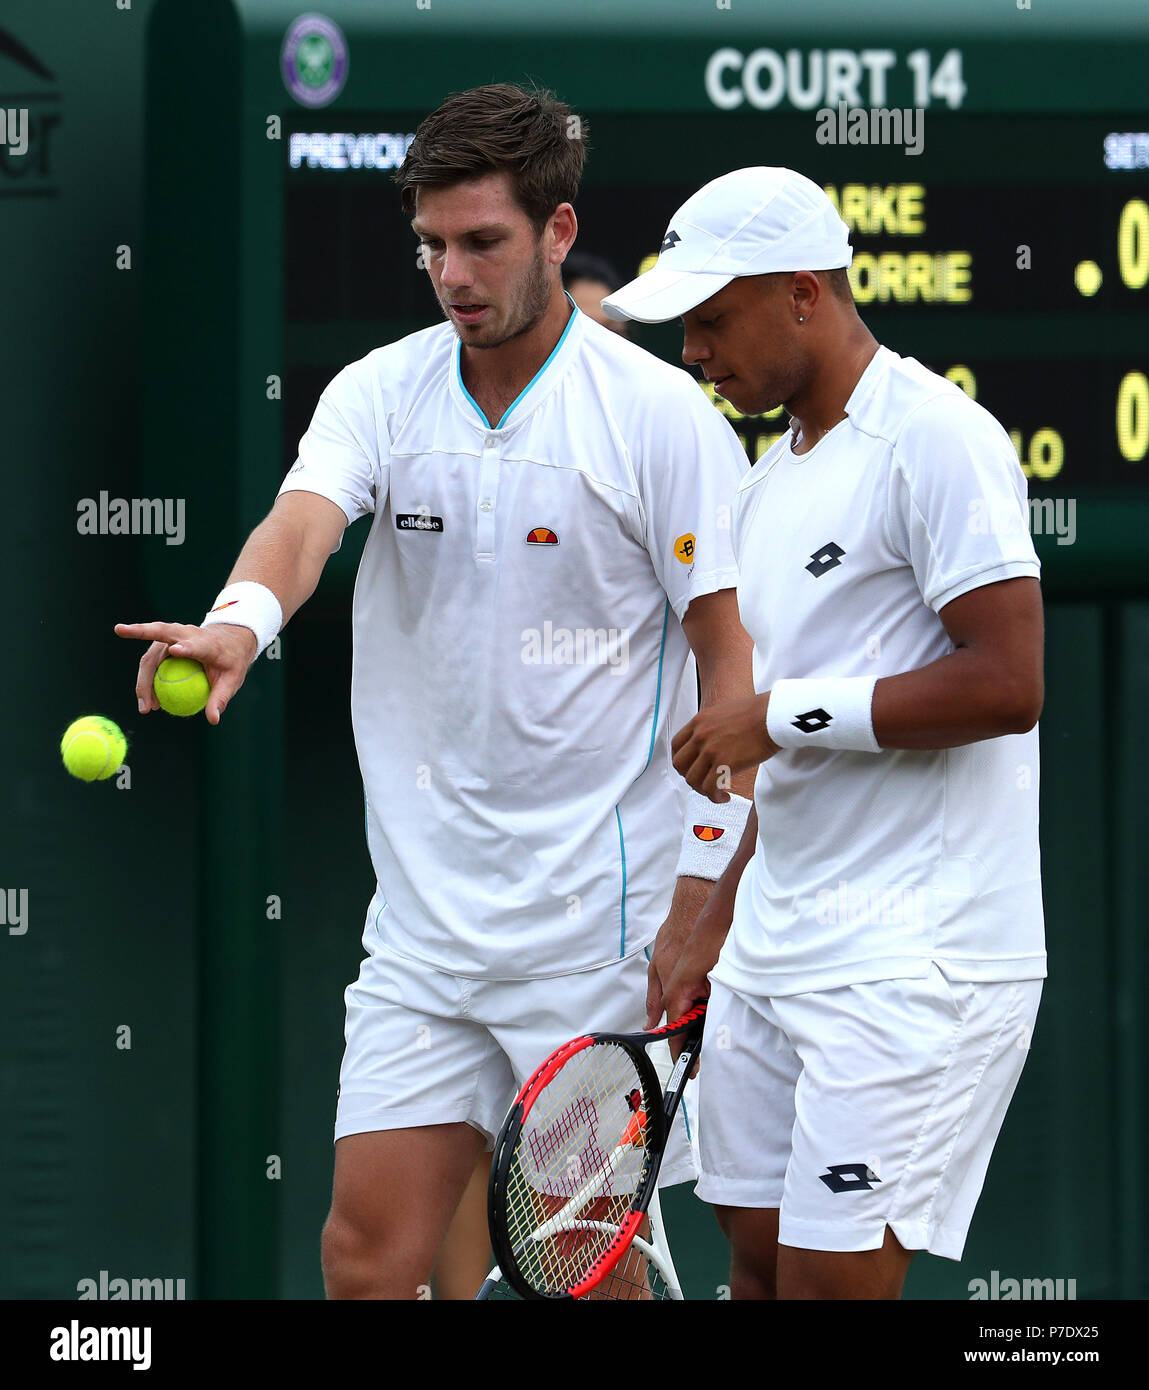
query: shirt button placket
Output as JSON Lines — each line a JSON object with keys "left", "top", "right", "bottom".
{"left": 476, "top": 433, "right": 500, "bottom": 559}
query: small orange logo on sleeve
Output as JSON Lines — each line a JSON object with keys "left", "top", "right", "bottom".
{"left": 674, "top": 533, "right": 696, "bottom": 564}
{"left": 693, "top": 825, "right": 724, "bottom": 841}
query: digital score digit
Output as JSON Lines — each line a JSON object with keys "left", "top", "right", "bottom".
{"left": 1117, "top": 198, "right": 1148, "bottom": 290}
{"left": 1117, "top": 371, "right": 1148, "bottom": 464}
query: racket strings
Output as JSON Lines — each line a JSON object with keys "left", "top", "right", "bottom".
{"left": 579, "top": 1231, "right": 674, "bottom": 1300}
{"left": 501, "top": 1042, "right": 657, "bottom": 1296}
{"left": 480, "top": 1245, "right": 673, "bottom": 1301}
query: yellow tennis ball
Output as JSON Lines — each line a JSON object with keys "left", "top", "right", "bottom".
{"left": 60, "top": 715, "right": 127, "bottom": 782}
{"left": 154, "top": 656, "right": 210, "bottom": 717}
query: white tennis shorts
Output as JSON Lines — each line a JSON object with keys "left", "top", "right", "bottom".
{"left": 336, "top": 928, "right": 696, "bottom": 1188}
{"left": 694, "top": 965, "right": 1042, "bottom": 1260}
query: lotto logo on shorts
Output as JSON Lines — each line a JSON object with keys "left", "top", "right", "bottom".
{"left": 818, "top": 1163, "right": 882, "bottom": 1193}
{"left": 693, "top": 825, "right": 725, "bottom": 841}
{"left": 674, "top": 533, "right": 696, "bottom": 564}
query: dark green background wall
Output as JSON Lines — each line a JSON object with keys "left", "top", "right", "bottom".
{"left": 1, "top": 0, "right": 1144, "bottom": 1304}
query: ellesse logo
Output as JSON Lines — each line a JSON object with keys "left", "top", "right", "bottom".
{"left": 526, "top": 528, "right": 559, "bottom": 545}
{"left": 693, "top": 826, "right": 725, "bottom": 841}
{"left": 396, "top": 513, "right": 444, "bottom": 532}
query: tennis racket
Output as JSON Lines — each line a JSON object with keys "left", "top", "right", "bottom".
{"left": 477, "top": 1002, "right": 706, "bottom": 1301}
{"left": 474, "top": 1185, "right": 682, "bottom": 1300}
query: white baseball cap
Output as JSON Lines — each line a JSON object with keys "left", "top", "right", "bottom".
{"left": 601, "top": 167, "right": 852, "bottom": 324}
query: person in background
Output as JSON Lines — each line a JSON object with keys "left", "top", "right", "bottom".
{"left": 563, "top": 251, "right": 630, "bottom": 336}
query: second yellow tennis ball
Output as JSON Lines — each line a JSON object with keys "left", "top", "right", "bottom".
{"left": 60, "top": 715, "right": 127, "bottom": 781}
{"left": 154, "top": 656, "right": 210, "bottom": 716}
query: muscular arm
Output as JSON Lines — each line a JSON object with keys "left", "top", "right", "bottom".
{"left": 645, "top": 587, "right": 757, "bottom": 1025}
{"left": 872, "top": 576, "right": 1044, "bottom": 746}
{"left": 672, "top": 576, "right": 1045, "bottom": 797}
{"left": 661, "top": 802, "right": 758, "bottom": 1044}
{"left": 223, "top": 490, "right": 349, "bottom": 628}
{"left": 680, "top": 588, "right": 758, "bottom": 799}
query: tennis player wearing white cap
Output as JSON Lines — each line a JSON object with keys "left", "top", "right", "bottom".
{"left": 610, "top": 168, "right": 1046, "bottom": 1300}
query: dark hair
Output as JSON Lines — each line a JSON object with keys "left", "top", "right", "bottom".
{"left": 395, "top": 83, "right": 588, "bottom": 235}
{"left": 824, "top": 267, "right": 854, "bottom": 301}
{"left": 562, "top": 251, "right": 623, "bottom": 294}
{"left": 758, "top": 267, "right": 853, "bottom": 302}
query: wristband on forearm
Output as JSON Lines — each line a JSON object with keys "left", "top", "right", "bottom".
{"left": 765, "top": 676, "right": 881, "bottom": 753}
{"left": 201, "top": 581, "right": 283, "bottom": 656}
{"left": 674, "top": 790, "right": 753, "bottom": 882}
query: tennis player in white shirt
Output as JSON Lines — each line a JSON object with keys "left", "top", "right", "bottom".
{"left": 116, "top": 87, "right": 757, "bottom": 1298}
{"left": 606, "top": 167, "right": 1045, "bottom": 1301}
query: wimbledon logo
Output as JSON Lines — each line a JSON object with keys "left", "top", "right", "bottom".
{"left": 281, "top": 13, "right": 349, "bottom": 109}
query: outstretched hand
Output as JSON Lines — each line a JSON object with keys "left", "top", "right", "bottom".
{"left": 114, "top": 620, "right": 258, "bottom": 725}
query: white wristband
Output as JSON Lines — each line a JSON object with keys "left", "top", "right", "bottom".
{"left": 674, "top": 790, "right": 753, "bottom": 882}
{"left": 766, "top": 676, "right": 881, "bottom": 753}
{"left": 201, "top": 581, "right": 283, "bottom": 656}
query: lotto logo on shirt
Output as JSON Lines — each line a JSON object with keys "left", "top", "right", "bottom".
{"left": 520, "top": 621, "right": 630, "bottom": 675}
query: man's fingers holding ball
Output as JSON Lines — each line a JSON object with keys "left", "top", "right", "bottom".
{"left": 119, "top": 619, "right": 256, "bottom": 722}
{"left": 153, "top": 657, "right": 211, "bottom": 718}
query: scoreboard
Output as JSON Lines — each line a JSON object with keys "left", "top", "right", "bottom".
{"left": 286, "top": 111, "right": 1149, "bottom": 495}
{"left": 143, "top": 0, "right": 1149, "bottom": 613}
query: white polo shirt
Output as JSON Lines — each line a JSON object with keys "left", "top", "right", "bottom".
{"left": 279, "top": 303, "right": 746, "bottom": 979}
{"left": 714, "top": 345, "right": 1046, "bottom": 998}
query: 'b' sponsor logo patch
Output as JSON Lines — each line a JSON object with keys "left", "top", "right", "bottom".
{"left": 674, "top": 533, "right": 696, "bottom": 564}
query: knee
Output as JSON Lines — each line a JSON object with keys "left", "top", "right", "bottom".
{"left": 321, "top": 1208, "right": 433, "bottom": 1300}
{"left": 321, "top": 1209, "right": 375, "bottom": 1297}
{"left": 715, "top": 1205, "right": 779, "bottom": 1301}
{"left": 728, "top": 1250, "right": 778, "bottom": 1300}
{"left": 776, "top": 1228, "right": 913, "bottom": 1301}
